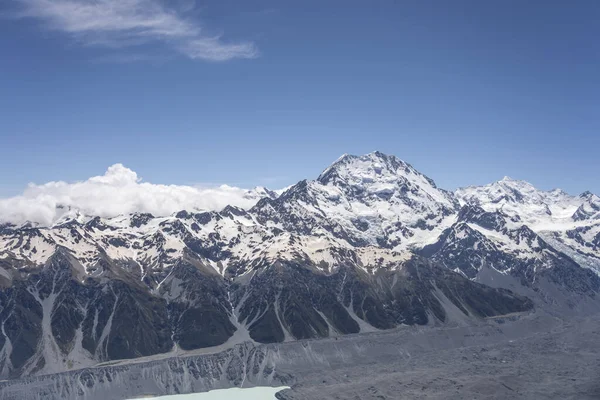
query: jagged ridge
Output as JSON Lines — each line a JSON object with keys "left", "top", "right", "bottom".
{"left": 0, "top": 151, "right": 599, "bottom": 380}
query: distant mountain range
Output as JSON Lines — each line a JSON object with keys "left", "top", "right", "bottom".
{"left": 1, "top": 151, "right": 599, "bottom": 379}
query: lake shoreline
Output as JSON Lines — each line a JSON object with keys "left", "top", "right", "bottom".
{"left": 125, "top": 386, "right": 290, "bottom": 400}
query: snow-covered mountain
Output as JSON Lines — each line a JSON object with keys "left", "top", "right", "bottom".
{"left": 455, "top": 177, "right": 600, "bottom": 276}
{"left": 0, "top": 152, "right": 598, "bottom": 380}
{"left": 456, "top": 176, "right": 581, "bottom": 225}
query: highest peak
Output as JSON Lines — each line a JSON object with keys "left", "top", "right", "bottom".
{"left": 311, "top": 152, "right": 456, "bottom": 209}
{"left": 365, "top": 150, "right": 395, "bottom": 160}
{"left": 321, "top": 152, "right": 382, "bottom": 169}
{"left": 363, "top": 150, "right": 404, "bottom": 163}
{"left": 317, "top": 151, "right": 414, "bottom": 185}
{"left": 496, "top": 176, "right": 531, "bottom": 187}
{"left": 327, "top": 151, "right": 404, "bottom": 165}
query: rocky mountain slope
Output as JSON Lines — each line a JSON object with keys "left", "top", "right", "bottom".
{"left": 0, "top": 152, "right": 598, "bottom": 379}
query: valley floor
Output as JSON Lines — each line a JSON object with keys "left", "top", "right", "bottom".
{"left": 277, "top": 313, "right": 600, "bottom": 400}
{"left": 2, "top": 311, "right": 599, "bottom": 400}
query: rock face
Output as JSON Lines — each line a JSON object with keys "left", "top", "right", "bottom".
{"left": 0, "top": 152, "right": 598, "bottom": 379}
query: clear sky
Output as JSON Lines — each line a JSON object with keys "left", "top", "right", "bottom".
{"left": 1, "top": 0, "right": 599, "bottom": 196}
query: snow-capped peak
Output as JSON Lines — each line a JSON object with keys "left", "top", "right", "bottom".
{"left": 316, "top": 152, "right": 453, "bottom": 203}
{"left": 51, "top": 207, "right": 92, "bottom": 228}
{"left": 580, "top": 191, "right": 591, "bottom": 198}
{"left": 318, "top": 151, "right": 412, "bottom": 185}
{"left": 2, "top": 152, "right": 598, "bottom": 278}
{"left": 246, "top": 152, "right": 459, "bottom": 254}
{"left": 456, "top": 178, "right": 583, "bottom": 228}
{"left": 573, "top": 191, "right": 600, "bottom": 221}
{"left": 580, "top": 191, "right": 599, "bottom": 201}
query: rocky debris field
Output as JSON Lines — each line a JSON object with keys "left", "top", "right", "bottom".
{"left": 2, "top": 310, "right": 599, "bottom": 400}
{"left": 277, "top": 313, "right": 600, "bottom": 400}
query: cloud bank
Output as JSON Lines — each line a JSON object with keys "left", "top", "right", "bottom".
{"left": 0, "top": 164, "right": 269, "bottom": 226}
{"left": 13, "top": 0, "right": 258, "bottom": 61}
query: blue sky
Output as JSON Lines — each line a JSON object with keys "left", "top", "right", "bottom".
{"left": 1, "top": 0, "right": 599, "bottom": 196}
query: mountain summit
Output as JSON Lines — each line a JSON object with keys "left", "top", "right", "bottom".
{"left": 0, "top": 152, "right": 598, "bottom": 380}
{"left": 250, "top": 152, "right": 459, "bottom": 253}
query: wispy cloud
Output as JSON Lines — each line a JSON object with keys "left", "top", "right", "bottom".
{"left": 91, "top": 52, "right": 171, "bottom": 64}
{"left": 12, "top": 0, "right": 259, "bottom": 61}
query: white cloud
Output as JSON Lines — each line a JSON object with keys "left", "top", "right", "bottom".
{"left": 181, "top": 37, "right": 258, "bottom": 62}
{"left": 91, "top": 52, "right": 171, "bottom": 64}
{"left": 0, "top": 164, "right": 270, "bottom": 226}
{"left": 13, "top": 0, "right": 258, "bottom": 61}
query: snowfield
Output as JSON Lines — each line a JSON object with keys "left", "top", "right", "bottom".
{"left": 0, "top": 152, "right": 599, "bottom": 399}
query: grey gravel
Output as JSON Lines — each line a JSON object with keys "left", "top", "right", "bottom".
{"left": 277, "top": 312, "right": 600, "bottom": 400}
{"left": 2, "top": 310, "right": 598, "bottom": 400}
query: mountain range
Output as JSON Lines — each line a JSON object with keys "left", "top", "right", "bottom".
{"left": 1, "top": 151, "right": 599, "bottom": 379}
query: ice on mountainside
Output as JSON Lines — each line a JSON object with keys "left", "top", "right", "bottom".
{"left": 455, "top": 176, "right": 600, "bottom": 276}
{"left": 0, "top": 151, "right": 599, "bottom": 386}
{"left": 1, "top": 151, "right": 599, "bottom": 277}
{"left": 455, "top": 176, "right": 582, "bottom": 226}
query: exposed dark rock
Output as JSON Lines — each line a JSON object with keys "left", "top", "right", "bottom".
{"left": 129, "top": 213, "right": 154, "bottom": 228}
